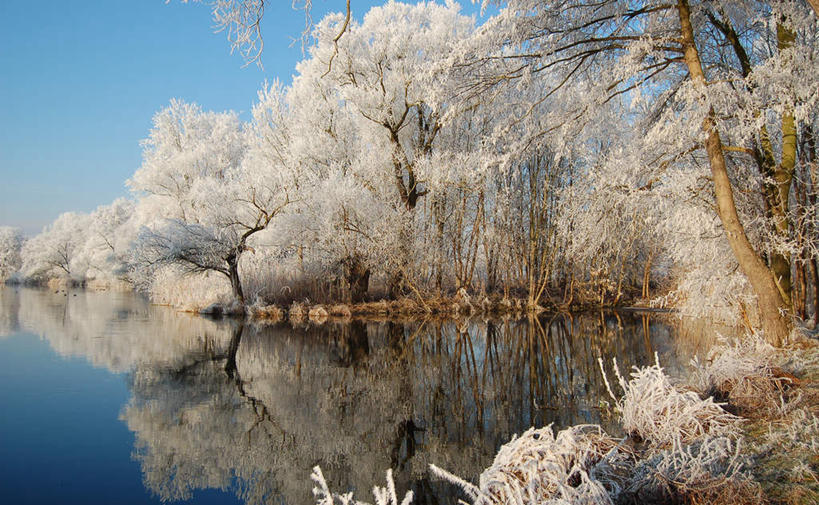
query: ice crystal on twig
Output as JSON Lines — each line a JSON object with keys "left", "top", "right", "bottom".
{"left": 312, "top": 466, "right": 413, "bottom": 505}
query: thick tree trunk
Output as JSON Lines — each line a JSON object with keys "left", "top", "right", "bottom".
{"left": 758, "top": 119, "right": 793, "bottom": 306}
{"left": 677, "top": 0, "right": 790, "bottom": 345}
{"left": 227, "top": 255, "right": 245, "bottom": 307}
{"left": 769, "top": 23, "right": 798, "bottom": 306}
{"left": 706, "top": 7, "right": 794, "bottom": 307}
{"left": 433, "top": 196, "right": 446, "bottom": 292}
{"left": 343, "top": 255, "right": 370, "bottom": 303}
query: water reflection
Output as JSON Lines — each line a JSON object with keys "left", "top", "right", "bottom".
{"left": 0, "top": 288, "right": 683, "bottom": 505}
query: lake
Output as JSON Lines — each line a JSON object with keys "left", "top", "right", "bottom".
{"left": 0, "top": 286, "right": 695, "bottom": 505}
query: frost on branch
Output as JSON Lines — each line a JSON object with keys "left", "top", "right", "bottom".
{"left": 311, "top": 466, "right": 413, "bottom": 505}
{"left": 178, "top": 0, "right": 267, "bottom": 66}
{"left": 629, "top": 436, "right": 762, "bottom": 505}
{"left": 431, "top": 425, "right": 624, "bottom": 505}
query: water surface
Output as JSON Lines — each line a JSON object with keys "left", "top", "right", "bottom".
{"left": 0, "top": 287, "right": 690, "bottom": 504}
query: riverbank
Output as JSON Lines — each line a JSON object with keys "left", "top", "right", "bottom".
{"left": 244, "top": 294, "right": 669, "bottom": 325}
{"left": 7, "top": 278, "right": 671, "bottom": 322}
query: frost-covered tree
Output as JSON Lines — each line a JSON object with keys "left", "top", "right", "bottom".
{"left": 312, "top": 1, "right": 474, "bottom": 212}
{"left": 283, "top": 1, "right": 476, "bottom": 297}
{"left": 21, "top": 212, "right": 93, "bottom": 283}
{"left": 449, "top": 0, "right": 819, "bottom": 342}
{"left": 15, "top": 0, "right": 816, "bottom": 319}
{"left": 71, "top": 198, "right": 138, "bottom": 285}
{"left": 0, "top": 226, "right": 23, "bottom": 282}
{"left": 132, "top": 94, "right": 296, "bottom": 307}
{"left": 128, "top": 99, "right": 246, "bottom": 222}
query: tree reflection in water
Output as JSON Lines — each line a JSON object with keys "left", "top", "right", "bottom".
{"left": 0, "top": 288, "right": 681, "bottom": 505}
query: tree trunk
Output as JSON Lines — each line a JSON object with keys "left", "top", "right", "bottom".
{"left": 388, "top": 269, "right": 405, "bottom": 299}
{"left": 677, "top": 0, "right": 790, "bottom": 345}
{"left": 227, "top": 255, "right": 245, "bottom": 307}
{"left": 811, "top": 257, "right": 819, "bottom": 325}
{"left": 642, "top": 251, "right": 654, "bottom": 299}
{"left": 433, "top": 196, "right": 446, "bottom": 292}
{"left": 344, "top": 255, "right": 370, "bottom": 303}
{"left": 805, "top": 125, "right": 819, "bottom": 324}
{"left": 795, "top": 258, "right": 806, "bottom": 319}
{"left": 768, "top": 22, "right": 798, "bottom": 307}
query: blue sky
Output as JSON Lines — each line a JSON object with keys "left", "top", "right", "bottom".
{"left": 0, "top": 0, "right": 487, "bottom": 236}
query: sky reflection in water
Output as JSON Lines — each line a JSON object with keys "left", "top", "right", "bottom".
{"left": 0, "top": 287, "right": 687, "bottom": 505}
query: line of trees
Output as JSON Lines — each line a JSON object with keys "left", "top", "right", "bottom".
{"left": 1, "top": 1, "right": 818, "bottom": 343}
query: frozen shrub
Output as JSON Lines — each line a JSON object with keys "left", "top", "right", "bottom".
{"left": 329, "top": 304, "right": 353, "bottom": 318}
{"left": 305, "top": 342, "right": 797, "bottom": 505}
{"left": 749, "top": 407, "right": 819, "bottom": 504}
{"left": 627, "top": 436, "right": 761, "bottom": 505}
{"left": 430, "top": 425, "right": 627, "bottom": 505}
{"left": 289, "top": 302, "right": 308, "bottom": 322}
{"left": 424, "top": 361, "right": 751, "bottom": 505}
{"left": 691, "top": 334, "right": 799, "bottom": 416}
{"left": 766, "top": 408, "right": 819, "bottom": 454}
{"left": 246, "top": 301, "right": 284, "bottom": 321}
{"left": 148, "top": 267, "right": 231, "bottom": 312}
{"left": 601, "top": 357, "right": 742, "bottom": 447}
{"left": 308, "top": 305, "right": 330, "bottom": 323}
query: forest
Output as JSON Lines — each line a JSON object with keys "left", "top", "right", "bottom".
{"left": 3, "top": 1, "right": 817, "bottom": 344}
{"left": 1, "top": 1, "right": 819, "bottom": 504}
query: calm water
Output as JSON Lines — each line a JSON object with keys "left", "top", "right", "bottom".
{"left": 0, "top": 287, "right": 690, "bottom": 505}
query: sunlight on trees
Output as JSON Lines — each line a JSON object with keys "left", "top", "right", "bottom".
{"left": 4, "top": 1, "right": 818, "bottom": 342}
{"left": 445, "top": 0, "right": 819, "bottom": 343}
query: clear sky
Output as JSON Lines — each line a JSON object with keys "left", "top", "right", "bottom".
{"left": 0, "top": 0, "right": 487, "bottom": 236}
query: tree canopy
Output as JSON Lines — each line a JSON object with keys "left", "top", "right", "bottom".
{"left": 6, "top": 1, "right": 819, "bottom": 344}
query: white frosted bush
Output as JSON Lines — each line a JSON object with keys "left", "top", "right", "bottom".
{"left": 600, "top": 357, "right": 742, "bottom": 447}
{"left": 652, "top": 436, "right": 747, "bottom": 489}
{"left": 430, "top": 425, "right": 625, "bottom": 505}
{"left": 691, "top": 333, "right": 797, "bottom": 416}
{"left": 629, "top": 436, "right": 760, "bottom": 505}
{"left": 310, "top": 353, "right": 771, "bottom": 505}
{"left": 691, "top": 334, "right": 776, "bottom": 391}
{"left": 765, "top": 407, "right": 819, "bottom": 455}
